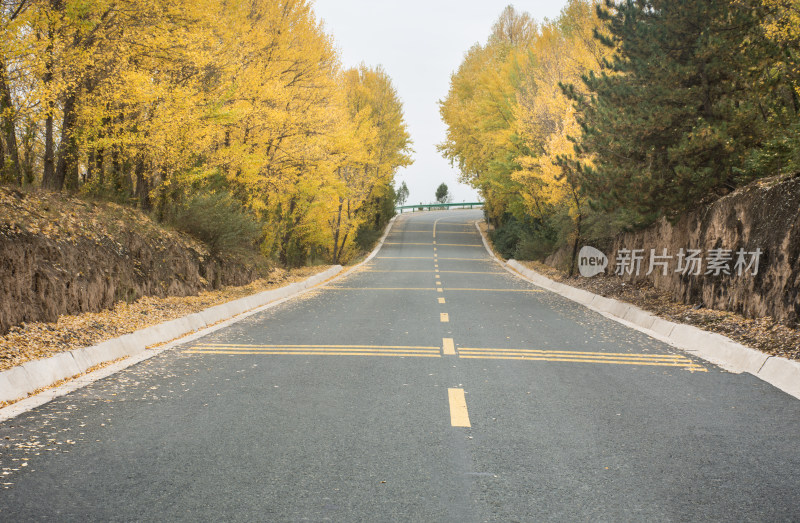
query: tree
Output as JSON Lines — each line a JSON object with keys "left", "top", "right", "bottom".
{"left": 566, "top": 0, "right": 773, "bottom": 225}
{"left": 396, "top": 181, "right": 409, "bottom": 205}
{"left": 435, "top": 183, "right": 450, "bottom": 203}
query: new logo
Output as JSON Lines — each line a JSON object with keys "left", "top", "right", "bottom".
{"left": 578, "top": 246, "right": 608, "bottom": 277}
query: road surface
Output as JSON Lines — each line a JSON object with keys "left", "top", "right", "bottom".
{"left": 1, "top": 210, "right": 799, "bottom": 521}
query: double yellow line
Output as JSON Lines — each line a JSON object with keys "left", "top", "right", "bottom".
{"left": 457, "top": 347, "right": 706, "bottom": 370}
{"left": 184, "top": 344, "right": 442, "bottom": 358}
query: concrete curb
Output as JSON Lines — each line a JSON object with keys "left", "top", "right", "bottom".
{"left": 0, "top": 213, "right": 400, "bottom": 418}
{"left": 474, "top": 222, "right": 800, "bottom": 400}
{"left": 0, "top": 265, "right": 343, "bottom": 405}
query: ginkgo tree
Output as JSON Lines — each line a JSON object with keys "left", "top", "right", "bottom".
{"left": 0, "top": 0, "right": 413, "bottom": 267}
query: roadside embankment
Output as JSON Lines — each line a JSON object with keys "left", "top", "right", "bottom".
{"left": 0, "top": 188, "right": 268, "bottom": 335}
{"left": 545, "top": 176, "right": 800, "bottom": 326}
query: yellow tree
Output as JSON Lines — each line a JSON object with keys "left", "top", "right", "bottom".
{"left": 438, "top": 5, "right": 536, "bottom": 226}
{"left": 328, "top": 65, "right": 412, "bottom": 263}
{"left": 511, "top": 0, "right": 611, "bottom": 268}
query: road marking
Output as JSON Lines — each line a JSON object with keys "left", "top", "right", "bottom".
{"left": 435, "top": 275, "right": 440, "bottom": 279}
{"left": 442, "top": 338, "right": 456, "bottom": 355}
{"left": 392, "top": 230, "right": 474, "bottom": 235}
{"left": 448, "top": 388, "right": 471, "bottom": 428}
{"left": 440, "top": 313, "right": 449, "bottom": 322}
{"left": 325, "top": 286, "right": 541, "bottom": 293}
{"left": 444, "top": 288, "right": 543, "bottom": 292}
{"left": 376, "top": 257, "right": 434, "bottom": 259}
{"left": 438, "top": 257, "right": 493, "bottom": 261}
{"left": 185, "top": 344, "right": 442, "bottom": 358}
{"left": 435, "top": 269, "right": 440, "bottom": 273}
{"left": 457, "top": 347, "right": 705, "bottom": 370}
{"left": 325, "top": 287, "right": 437, "bottom": 291}
{"left": 382, "top": 242, "right": 481, "bottom": 247}
{"left": 433, "top": 218, "right": 440, "bottom": 239}
{"left": 438, "top": 297, "right": 446, "bottom": 304}
{"left": 195, "top": 344, "right": 440, "bottom": 349}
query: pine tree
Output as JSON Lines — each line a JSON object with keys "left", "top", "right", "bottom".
{"left": 567, "top": 0, "right": 767, "bottom": 224}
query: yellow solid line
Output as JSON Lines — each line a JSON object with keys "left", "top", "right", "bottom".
{"left": 438, "top": 297, "right": 446, "bottom": 304}
{"left": 384, "top": 242, "right": 434, "bottom": 245}
{"left": 185, "top": 351, "right": 440, "bottom": 358}
{"left": 442, "top": 338, "right": 456, "bottom": 355}
{"left": 459, "top": 351, "right": 691, "bottom": 362}
{"left": 444, "top": 288, "right": 544, "bottom": 293}
{"left": 437, "top": 288, "right": 443, "bottom": 293}
{"left": 437, "top": 244, "right": 483, "bottom": 247}
{"left": 458, "top": 348, "right": 687, "bottom": 359}
{"left": 194, "top": 343, "right": 439, "bottom": 350}
{"left": 440, "top": 313, "right": 449, "bottom": 322}
{"left": 458, "top": 355, "right": 706, "bottom": 369}
{"left": 325, "top": 287, "right": 437, "bottom": 291}
{"left": 376, "top": 257, "right": 433, "bottom": 259}
{"left": 448, "top": 388, "right": 471, "bottom": 428}
{"left": 438, "top": 257, "right": 491, "bottom": 261}
{"left": 188, "top": 348, "right": 439, "bottom": 354}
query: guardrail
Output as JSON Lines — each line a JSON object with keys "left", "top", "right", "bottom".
{"left": 396, "top": 202, "right": 484, "bottom": 213}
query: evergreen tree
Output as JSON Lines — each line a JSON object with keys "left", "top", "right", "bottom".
{"left": 566, "top": 0, "right": 768, "bottom": 224}
{"left": 435, "top": 183, "right": 450, "bottom": 203}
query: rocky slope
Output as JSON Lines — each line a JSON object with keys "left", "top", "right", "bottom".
{"left": 546, "top": 175, "right": 800, "bottom": 325}
{"left": 0, "top": 188, "right": 267, "bottom": 334}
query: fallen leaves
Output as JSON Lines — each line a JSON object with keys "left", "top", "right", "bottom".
{"left": 520, "top": 260, "right": 800, "bottom": 361}
{"left": 0, "top": 266, "right": 331, "bottom": 372}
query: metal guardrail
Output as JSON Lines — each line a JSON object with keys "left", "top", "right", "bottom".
{"left": 396, "top": 202, "right": 484, "bottom": 213}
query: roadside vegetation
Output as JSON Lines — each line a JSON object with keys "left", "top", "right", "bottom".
{"left": 0, "top": 0, "right": 412, "bottom": 266}
{"left": 439, "top": 0, "right": 800, "bottom": 268}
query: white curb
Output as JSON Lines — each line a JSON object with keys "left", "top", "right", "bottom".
{"left": 0, "top": 214, "right": 401, "bottom": 420}
{"left": 475, "top": 221, "right": 800, "bottom": 400}
{"left": 0, "top": 265, "right": 341, "bottom": 407}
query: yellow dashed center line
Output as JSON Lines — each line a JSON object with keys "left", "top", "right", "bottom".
{"left": 438, "top": 297, "right": 446, "bottom": 304}
{"left": 448, "top": 388, "right": 471, "bottom": 428}
{"left": 442, "top": 338, "right": 456, "bottom": 356}
{"left": 440, "top": 313, "right": 449, "bottom": 323}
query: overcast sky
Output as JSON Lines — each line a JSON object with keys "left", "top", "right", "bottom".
{"left": 312, "top": 0, "right": 570, "bottom": 206}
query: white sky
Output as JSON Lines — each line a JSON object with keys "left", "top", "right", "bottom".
{"left": 312, "top": 0, "right": 570, "bottom": 206}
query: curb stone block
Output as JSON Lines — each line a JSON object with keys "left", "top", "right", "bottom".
{"left": 69, "top": 346, "right": 96, "bottom": 372}
{"left": 757, "top": 357, "right": 800, "bottom": 397}
{"left": 20, "top": 352, "right": 82, "bottom": 391}
{"left": 562, "top": 287, "right": 596, "bottom": 305}
{"left": 622, "top": 307, "right": 658, "bottom": 330}
{"left": 0, "top": 367, "right": 34, "bottom": 403}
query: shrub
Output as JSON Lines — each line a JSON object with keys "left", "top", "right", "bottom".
{"left": 171, "top": 192, "right": 262, "bottom": 257}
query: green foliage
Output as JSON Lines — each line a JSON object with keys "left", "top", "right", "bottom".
{"left": 171, "top": 192, "right": 262, "bottom": 257}
{"left": 435, "top": 183, "right": 449, "bottom": 203}
{"left": 396, "top": 181, "right": 409, "bottom": 206}
{"left": 566, "top": 0, "right": 791, "bottom": 224}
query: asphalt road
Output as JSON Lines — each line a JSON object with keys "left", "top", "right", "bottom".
{"left": 1, "top": 210, "right": 799, "bottom": 522}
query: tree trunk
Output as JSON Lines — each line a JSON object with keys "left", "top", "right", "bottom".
{"left": 135, "top": 156, "right": 150, "bottom": 210}
{"left": 41, "top": 8, "right": 58, "bottom": 190}
{"left": 55, "top": 93, "right": 78, "bottom": 191}
{"left": 0, "top": 61, "right": 21, "bottom": 185}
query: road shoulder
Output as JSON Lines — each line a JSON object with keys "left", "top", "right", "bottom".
{"left": 475, "top": 220, "right": 800, "bottom": 400}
